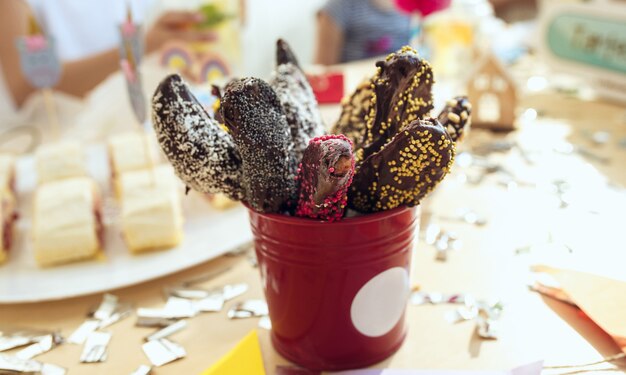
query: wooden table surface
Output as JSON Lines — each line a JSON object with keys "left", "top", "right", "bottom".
{"left": 1, "top": 84, "right": 626, "bottom": 374}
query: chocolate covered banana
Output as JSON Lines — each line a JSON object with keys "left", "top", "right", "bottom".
{"left": 349, "top": 118, "right": 454, "bottom": 213}
{"left": 358, "top": 46, "right": 434, "bottom": 164}
{"left": 220, "top": 77, "right": 293, "bottom": 213}
{"left": 270, "top": 40, "right": 325, "bottom": 175}
{"left": 438, "top": 96, "right": 472, "bottom": 142}
{"left": 152, "top": 74, "right": 244, "bottom": 200}
{"left": 276, "top": 38, "right": 300, "bottom": 68}
{"left": 295, "top": 135, "right": 355, "bottom": 222}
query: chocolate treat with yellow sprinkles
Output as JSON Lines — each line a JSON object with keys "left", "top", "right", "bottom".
{"left": 220, "top": 77, "right": 293, "bottom": 213}
{"left": 349, "top": 118, "right": 454, "bottom": 213}
{"left": 358, "top": 46, "right": 434, "bottom": 164}
{"left": 152, "top": 74, "right": 244, "bottom": 200}
{"left": 295, "top": 135, "right": 355, "bottom": 222}
{"left": 438, "top": 96, "right": 472, "bottom": 142}
{"left": 331, "top": 79, "right": 373, "bottom": 149}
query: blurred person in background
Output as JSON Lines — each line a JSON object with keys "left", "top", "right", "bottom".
{"left": 315, "top": 0, "right": 411, "bottom": 65}
{"left": 0, "top": 0, "right": 215, "bottom": 117}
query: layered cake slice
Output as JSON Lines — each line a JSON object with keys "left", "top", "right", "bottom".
{"left": 0, "top": 154, "right": 17, "bottom": 264}
{"left": 36, "top": 141, "right": 87, "bottom": 184}
{"left": 119, "top": 165, "right": 183, "bottom": 253}
{"left": 33, "top": 177, "right": 103, "bottom": 267}
{"left": 108, "top": 131, "right": 159, "bottom": 182}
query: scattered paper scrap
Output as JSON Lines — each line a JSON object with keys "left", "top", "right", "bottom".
{"left": 0, "top": 327, "right": 54, "bottom": 351}
{"left": 222, "top": 283, "right": 249, "bottom": 301}
{"left": 142, "top": 338, "right": 186, "bottom": 367}
{"left": 130, "top": 364, "right": 153, "bottom": 375}
{"left": 0, "top": 353, "right": 66, "bottom": 375}
{"left": 228, "top": 300, "right": 268, "bottom": 319}
{"left": 68, "top": 320, "right": 100, "bottom": 345}
{"left": 80, "top": 331, "right": 111, "bottom": 363}
{"left": 145, "top": 320, "right": 187, "bottom": 342}
{"left": 258, "top": 316, "right": 272, "bottom": 330}
{"left": 15, "top": 333, "right": 63, "bottom": 360}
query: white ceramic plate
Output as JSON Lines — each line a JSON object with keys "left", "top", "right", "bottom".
{"left": 0, "top": 145, "right": 252, "bottom": 303}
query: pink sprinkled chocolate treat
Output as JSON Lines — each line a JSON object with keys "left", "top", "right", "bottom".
{"left": 295, "top": 135, "right": 355, "bottom": 222}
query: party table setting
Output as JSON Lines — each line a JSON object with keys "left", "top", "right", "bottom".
{"left": 1, "top": 1, "right": 625, "bottom": 375}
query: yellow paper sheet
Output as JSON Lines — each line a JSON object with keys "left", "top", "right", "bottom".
{"left": 201, "top": 330, "right": 266, "bottom": 375}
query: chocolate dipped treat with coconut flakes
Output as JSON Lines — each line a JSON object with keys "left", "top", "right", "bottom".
{"left": 357, "top": 46, "right": 434, "bottom": 164}
{"left": 349, "top": 118, "right": 454, "bottom": 213}
{"left": 152, "top": 74, "right": 244, "bottom": 200}
{"left": 437, "top": 96, "right": 472, "bottom": 142}
{"left": 276, "top": 38, "right": 300, "bottom": 68}
{"left": 220, "top": 77, "right": 293, "bottom": 213}
{"left": 295, "top": 135, "right": 355, "bottom": 222}
{"left": 269, "top": 41, "right": 324, "bottom": 177}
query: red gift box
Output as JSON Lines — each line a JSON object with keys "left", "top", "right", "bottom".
{"left": 307, "top": 72, "right": 344, "bottom": 104}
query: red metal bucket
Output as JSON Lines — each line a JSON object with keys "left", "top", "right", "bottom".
{"left": 248, "top": 206, "right": 419, "bottom": 371}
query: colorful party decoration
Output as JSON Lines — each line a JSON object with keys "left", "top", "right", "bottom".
{"left": 200, "top": 330, "right": 266, "bottom": 375}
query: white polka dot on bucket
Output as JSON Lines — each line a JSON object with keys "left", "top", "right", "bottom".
{"left": 350, "top": 267, "right": 410, "bottom": 337}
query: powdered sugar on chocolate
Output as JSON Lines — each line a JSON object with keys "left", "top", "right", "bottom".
{"left": 151, "top": 74, "right": 244, "bottom": 200}
{"left": 269, "top": 62, "right": 325, "bottom": 174}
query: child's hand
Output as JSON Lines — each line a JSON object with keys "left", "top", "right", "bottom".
{"left": 146, "top": 11, "right": 217, "bottom": 53}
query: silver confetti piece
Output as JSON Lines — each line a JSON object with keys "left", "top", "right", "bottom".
{"left": 476, "top": 313, "right": 499, "bottom": 339}
{"left": 130, "top": 364, "right": 153, "bottom": 375}
{"left": 15, "top": 334, "right": 63, "bottom": 360}
{"left": 145, "top": 320, "right": 187, "bottom": 342}
{"left": 41, "top": 363, "right": 67, "bottom": 375}
{"left": 0, "top": 336, "right": 33, "bottom": 352}
{"left": 142, "top": 338, "right": 186, "bottom": 367}
{"left": 93, "top": 294, "right": 119, "bottom": 321}
{"left": 410, "top": 292, "right": 473, "bottom": 306}
{"left": 227, "top": 300, "right": 269, "bottom": 319}
{"left": 0, "top": 327, "right": 52, "bottom": 352}
{"left": 80, "top": 331, "right": 111, "bottom": 363}
{"left": 99, "top": 304, "right": 133, "bottom": 329}
{"left": 258, "top": 316, "right": 272, "bottom": 330}
{"left": 68, "top": 320, "right": 100, "bottom": 345}
{"left": 0, "top": 353, "right": 41, "bottom": 373}
{"left": 194, "top": 294, "right": 224, "bottom": 312}
{"left": 137, "top": 297, "right": 198, "bottom": 320}
{"left": 222, "top": 283, "right": 249, "bottom": 301}
{"left": 167, "top": 287, "right": 211, "bottom": 300}
{"left": 456, "top": 208, "right": 487, "bottom": 226}
{"left": 0, "top": 353, "right": 66, "bottom": 374}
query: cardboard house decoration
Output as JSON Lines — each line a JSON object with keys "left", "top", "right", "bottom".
{"left": 467, "top": 52, "right": 517, "bottom": 130}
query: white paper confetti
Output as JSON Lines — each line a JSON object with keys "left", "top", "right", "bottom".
{"left": 68, "top": 320, "right": 100, "bottom": 345}
{"left": 142, "top": 338, "right": 186, "bottom": 367}
{"left": 80, "top": 331, "right": 111, "bottom": 363}
{"left": 145, "top": 320, "right": 187, "bottom": 342}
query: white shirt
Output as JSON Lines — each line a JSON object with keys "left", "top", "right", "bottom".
{"left": 0, "top": 0, "right": 155, "bottom": 126}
